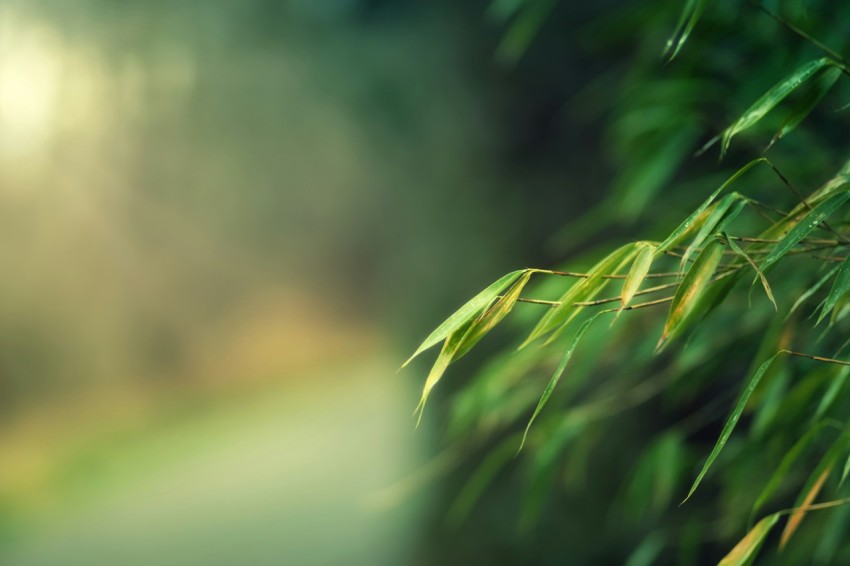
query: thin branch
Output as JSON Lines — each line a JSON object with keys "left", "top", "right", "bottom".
{"left": 782, "top": 349, "right": 850, "bottom": 366}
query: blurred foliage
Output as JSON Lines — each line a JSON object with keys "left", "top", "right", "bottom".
{"left": 408, "top": 0, "right": 850, "bottom": 564}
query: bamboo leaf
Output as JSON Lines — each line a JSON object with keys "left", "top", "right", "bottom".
{"left": 414, "top": 323, "right": 471, "bottom": 425}
{"left": 657, "top": 239, "right": 726, "bottom": 352}
{"left": 760, "top": 190, "right": 850, "bottom": 273}
{"left": 725, "top": 234, "right": 777, "bottom": 310}
{"left": 817, "top": 255, "right": 850, "bottom": 325}
{"left": 780, "top": 466, "right": 833, "bottom": 549}
{"left": 522, "top": 244, "right": 635, "bottom": 347}
{"left": 621, "top": 243, "right": 656, "bottom": 309}
{"left": 842, "top": 453, "right": 850, "bottom": 486}
{"left": 663, "top": 0, "right": 708, "bottom": 61}
{"left": 683, "top": 353, "right": 782, "bottom": 502}
{"left": 718, "top": 514, "right": 780, "bottom": 566}
{"left": 768, "top": 66, "right": 842, "bottom": 150}
{"left": 455, "top": 271, "right": 533, "bottom": 359}
{"left": 721, "top": 58, "right": 834, "bottom": 156}
{"left": 520, "top": 312, "right": 603, "bottom": 451}
{"left": 656, "top": 158, "right": 766, "bottom": 253}
{"left": 403, "top": 269, "right": 527, "bottom": 368}
{"left": 751, "top": 422, "right": 832, "bottom": 520}
{"left": 679, "top": 193, "right": 742, "bottom": 269}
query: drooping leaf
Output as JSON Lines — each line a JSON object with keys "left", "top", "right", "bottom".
{"left": 522, "top": 244, "right": 635, "bottom": 347}
{"left": 683, "top": 353, "right": 782, "bottom": 501}
{"left": 656, "top": 158, "right": 766, "bottom": 253}
{"left": 679, "top": 193, "right": 742, "bottom": 269}
{"left": 621, "top": 242, "right": 656, "bottom": 309}
{"left": 520, "top": 312, "right": 603, "bottom": 450}
{"left": 785, "top": 264, "right": 841, "bottom": 321}
{"left": 718, "top": 514, "right": 780, "bottom": 566}
{"left": 455, "top": 271, "right": 533, "bottom": 359}
{"left": 817, "top": 255, "right": 850, "bottom": 325}
{"left": 725, "top": 233, "right": 777, "bottom": 310}
{"left": 663, "top": 0, "right": 708, "bottom": 61}
{"left": 721, "top": 58, "right": 834, "bottom": 156}
{"left": 760, "top": 190, "right": 850, "bottom": 273}
{"left": 403, "top": 269, "right": 527, "bottom": 368}
{"left": 414, "top": 323, "right": 472, "bottom": 425}
{"left": 768, "top": 66, "right": 842, "bottom": 150}
{"left": 657, "top": 238, "right": 726, "bottom": 352}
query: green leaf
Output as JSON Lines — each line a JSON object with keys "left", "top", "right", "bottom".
{"left": 495, "top": 0, "right": 557, "bottom": 65}
{"left": 841, "top": 452, "right": 850, "bottom": 486}
{"left": 751, "top": 422, "right": 833, "bottom": 521}
{"left": 780, "top": 465, "right": 833, "bottom": 549}
{"left": 679, "top": 193, "right": 742, "bottom": 269}
{"left": 663, "top": 0, "right": 708, "bottom": 61}
{"left": 721, "top": 58, "right": 834, "bottom": 156}
{"left": 725, "top": 234, "right": 777, "bottom": 310}
{"left": 786, "top": 264, "right": 841, "bottom": 321}
{"left": 621, "top": 243, "right": 656, "bottom": 309}
{"left": 768, "top": 66, "right": 842, "bottom": 150}
{"left": 519, "top": 312, "right": 603, "bottom": 451}
{"left": 414, "top": 323, "right": 471, "bottom": 425}
{"left": 683, "top": 353, "right": 782, "bottom": 502}
{"left": 522, "top": 244, "right": 635, "bottom": 347}
{"left": 455, "top": 271, "right": 533, "bottom": 359}
{"left": 656, "top": 158, "right": 766, "bottom": 253}
{"left": 818, "top": 255, "right": 850, "bottom": 325}
{"left": 760, "top": 190, "right": 850, "bottom": 273}
{"left": 657, "top": 238, "right": 726, "bottom": 352}
{"left": 718, "top": 514, "right": 780, "bottom": 566}
{"left": 403, "top": 269, "right": 527, "bottom": 368}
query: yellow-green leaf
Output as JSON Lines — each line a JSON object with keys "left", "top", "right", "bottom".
{"left": 780, "top": 465, "right": 832, "bottom": 550}
{"left": 657, "top": 238, "right": 725, "bottom": 352}
{"left": 621, "top": 243, "right": 656, "bottom": 309}
{"left": 403, "top": 269, "right": 527, "bottom": 368}
{"left": 718, "top": 514, "right": 780, "bottom": 566}
{"left": 663, "top": 0, "right": 708, "bottom": 61}
{"left": 818, "top": 255, "right": 850, "bottom": 325}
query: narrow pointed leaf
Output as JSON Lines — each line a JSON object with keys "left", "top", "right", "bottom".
{"left": 403, "top": 269, "right": 527, "bottom": 368}
{"left": 455, "top": 271, "right": 533, "bottom": 359}
{"left": 657, "top": 239, "right": 725, "bottom": 352}
{"left": 657, "top": 158, "right": 766, "bottom": 253}
{"left": 622, "top": 243, "right": 656, "bottom": 309}
{"left": 841, "top": 453, "right": 850, "bottom": 486}
{"left": 663, "top": 0, "right": 708, "bottom": 61}
{"left": 447, "top": 433, "right": 519, "bottom": 525}
{"left": 817, "top": 255, "right": 850, "bottom": 325}
{"left": 786, "top": 265, "right": 841, "bottom": 321}
{"left": 414, "top": 320, "right": 475, "bottom": 425}
{"left": 680, "top": 193, "right": 743, "bottom": 269}
{"left": 780, "top": 466, "right": 832, "bottom": 549}
{"left": 684, "top": 353, "right": 782, "bottom": 502}
{"left": 725, "top": 234, "right": 777, "bottom": 310}
{"left": 520, "top": 312, "right": 603, "bottom": 451}
{"left": 721, "top": 58, "right": 834, "bottom": 156}
{"left": 760, "top": 190, "right": 850, "bottom": 273}
{"left": 522, "top": 244, "right": 635, "bottom": 347}
{"left": 769, "top": 66, "right": 841, "bottom": 149}
{"left": 718, "top": 514, "right": 780, "bottom": 566}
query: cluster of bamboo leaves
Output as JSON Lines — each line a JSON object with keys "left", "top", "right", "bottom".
{"left": 406, "top": 1, "right": 850, "bottom": 564}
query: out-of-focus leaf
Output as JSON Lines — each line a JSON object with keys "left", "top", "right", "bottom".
{"left": 780, "top": 466, "right": 833, "bottom": 549}
{"left": 657, "top": 238, "right": 725, "bottom": 352}
{"left": 718, "top": 514, "right": 780, "bottom": 566}
{"left": 447, "top": 434, "right": 520, "bottom": 525}
{"left": 624, "top": 531, "right": 666, "bottom": 566}
{"left": 403, "top": 269, "right": 527, "bottom": 368}
{"left": 486, "top": 0, "right": 526, "bottom": 23}
{"left": 495, "top": 0, "right": 557, "bottom": 65}
{"left": 842, "top": 453, "right": 850, "bottom": 486}
{"left": 786, "top": 265, "right": 841, "bottom": 321}
{"left": 621, "top": 243, "right": 656, "bottom": 309}
{"left": 455, "top": 271, "right": 533, "bottom": 359}
{"left": 656, "top": 158, "right": 766, "bottom": 253}
{"left": 725, "top": 234, "right": 777, "bottom": 310}
{"left": 768, "top": 66, "right": 842, "bottom": 150}
{"left": 522, "top": 245, "right": 635, "bottom": 347}
{"left": 520, "top": 312, "right": 603, "bottom": 450}
{"left": 721, "top": 58, "right": 834, "bottom": 156}
{"left": 760, "top": 190, "right": 850, "bottom": 273}
{"left": 751, "top": 422, "right": 833, "bottom": 520}
{"left": 817, "top": 255, "right": 850, "bottom": 325}
{"left": 684, "top": 353, "right": 782, "bottom": 501}
{"left": 663, "top": 0, "right": 708, "bottom": 61}
{"left": 812, "top": 366, "right": 850, "bottom": 423}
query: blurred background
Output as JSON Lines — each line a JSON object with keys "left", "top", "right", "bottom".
{"left": 0, "top": 0, "right": 612, "bottom": 563}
